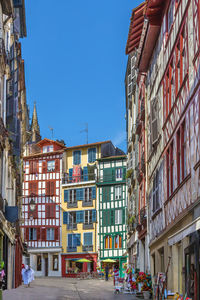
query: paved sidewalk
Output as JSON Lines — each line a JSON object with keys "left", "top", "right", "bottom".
{"left": 3, "top": 277, "right": 139, "bottom": 300}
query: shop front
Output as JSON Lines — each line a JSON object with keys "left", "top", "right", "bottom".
{"left": 61, "top": 253, "right": 97, "bottom": 277}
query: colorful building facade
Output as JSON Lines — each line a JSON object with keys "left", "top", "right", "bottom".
{"left": 22, "top": 139, "right": 65, "bottom": 277}
{"left": 61, "top": 141, "right": 124, "bottom": 276}
{"left": 96, "top": 155, "right": 127, "bottom": 277}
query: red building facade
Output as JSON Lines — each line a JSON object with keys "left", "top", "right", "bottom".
{"left": 21, "top": 139, "right": 65, "bottom": 277}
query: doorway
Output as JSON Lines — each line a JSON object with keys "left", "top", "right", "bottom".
{"left": 44, "top": 255, "right": 48, "bottom": 276}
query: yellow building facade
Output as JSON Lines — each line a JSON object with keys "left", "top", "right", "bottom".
{"left": 61, "top": 141, "right": 113, "bottom": 277}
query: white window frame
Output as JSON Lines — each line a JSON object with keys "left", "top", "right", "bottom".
{"left": 115, "top": 168, "right": 123, "bottom": 181}
{"left": 115, "top": 186, "right": 122, "bottom": 200}
{"left": 47, "top": 160, "right": 55, "bottom": 172}
{"left": 115, "top": 209, "right": 122, "bottom": 225}
{"left": 29, "top": 228, "right": 37, "bottom": 241}
{"left": 46, "top": 228, "right": 55, "bottom": 241}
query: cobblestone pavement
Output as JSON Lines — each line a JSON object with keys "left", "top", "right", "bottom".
{"left": 3, "top": 277, "right": 139, "bottom": 300}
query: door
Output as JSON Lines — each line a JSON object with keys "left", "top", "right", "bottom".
{"left": 45, "top": 257, "right": 48, "bottom": 276}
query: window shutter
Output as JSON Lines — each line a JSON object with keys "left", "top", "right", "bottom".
{"left": 76, "top": 189, "right": 81, "bottom": 200}
{"left": 76, "top": 211, "right": 81, "bottom": 223}
{"left": 80, "top": 189, "right": 84, "bottom": 201}
{"left": 42, "top": 161, "right": 47, "bottom": 173}
{"left": 76, "top": 234, "right": 81, "bottom": 246}
{"left": 122, "top": 208, "right": 126, "bottom": 224}
{"left": 55, "top": 228, "right": 59, "bottom": 241}
{"left": 103, "top": 168, "right": 112, "bottom": 181}
{"left": 69, "top": 168, "right": 73, "bottom": 182}
{"left": 68, "top": 234, "right": 72, "bottom": 247}
{"left": 33, "top": 182, "right": 38, "bottom": 195}
{"left": 46, "top": 181, "right": 50, "bottom": 195}
{"left": 50, "top": 181, "right": 55, "bottom": 196}
{"left": 111, "top": 210, "right": 114, "bottom": 225}
{"left": 80, "top": 211, "right": 84, "bottom": 223}
{"left": 88, "top": 149, "right": 92, "bottom": 163}
{"left": 55, "top": 159, "right": 59, "bottom": 172}
{"left": 42, "top": 228, "right": 46, "bottom": 241}
{"left": 63, "top": 212, "right": 68, "bottom": 224}
{"left": 73, "top": 234, "right": 77, "bottom": 247}
{"left": 83, "top": 167, "right": 88, "bottom": 181}
{"left": 64, "top": 190, "right": 69, "bottom": 202}
{"left": 37, "top": 228, "right": 40, "bottom": 240}
{"left": 25, "top": 228, "right": 29, "bottom": 240}
{"left": 92, "top": 187, "right": 96, "bottom": 199}
{"left": 92, "top": 148, "right": 96, "bottom": 162}
{"left": 92, "top": 210, "right": 96, "bottom": 222}
{"left": 29, "top": 161, "right": 33, "bottom": 174}
{"left": 50, "top": 205, "right": 55, "bottom": 218}
{"left": 150, "top": 97, "right": 158, "bottom": 146}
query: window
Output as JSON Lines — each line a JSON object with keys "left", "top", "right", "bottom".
{"left": 68, "top": 212, "right": 76, "bottom": 225}
{"left": 115, "top": 209, "right": 122, "bottom": 224}
{"left": 73, "top": 150, "right": 81, "bottom": 165}
{"left": 43, "top": 145, "right": 54, "bottom": 153}
{"left": 88, "top": 148, "right": 96, "bottom": 163}
{"left": 152, "top": 170, "right": 159, "bottom": 213}
{"left": 114, "top": 235, "right": 122, "bottom": 249}
{"left": 68, "top": 234, "right": 81, "bottom": 248}
{"left": 177, "top": 121, "right": 186, "bottom": 184}
{"left": 84, "top": 188, "right": 92, "bottom": 202}
{"left": 105, "top": 236, "right": 112, "bottom": 249}
{"left": 115, "top": 186, "right": 122, "bottom": 200}
{"left": 47, "top": 160, "right": 55, "bottom": 172}
{"left": 69, "top": 190, "right": 76, "bottom": 204}
{"left": 45, "top": 204, "right": 55, "bottom": 219}
{"left": 53, "top": 255, "right": 58, "bottom": 271}
{"left": 37, "top": 255, "right": 41, "bottom": 271}
{"left": 167, "top": 142, "right": 174, "bottom": 197}
{"left": 116, "top": 168, "right": 123, "bottom": 180}
{"left": 46, "top": 228, "right": 55, "bottom": 241}
{"left": 150, "top": 97, "right": 158, "bottom": 147}
{"left": 29, "top": 228, "right": 37, "bottom": 241}
{"left": 83, "top": 232, "right": 93, "bottom": 246}
{"left": 84, "top": 210, "right": 92, "bottom": 224}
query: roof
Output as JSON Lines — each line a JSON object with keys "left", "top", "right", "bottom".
{"left": 65, "top": 141, "right": 111, "bottom": 150}
{"left": 126, "top": 2, "right": 146, "bottom": 55}
{"left": 23, "top": 149, "right": 64, "bottom": 159}
{"left": 145, "top": 0, "right": 166, "bottom": 26}
{"left": 37, "top": 138, "right": 66, "bottom": 149}
{"left": 97, "top": 155, "right": 127, "bottom": 161}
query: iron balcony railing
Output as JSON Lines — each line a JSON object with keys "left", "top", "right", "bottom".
{"left": 67, "top": 223, "right": 77, "bottom": 230}
{"left": 62, "top": 173, "right": 96, "bottom": 184}
{"left": 67, "top": 246, "right": 77, "bottom": 252}
{"left": 82, "top": 245, "right": 93, "bottom": 252}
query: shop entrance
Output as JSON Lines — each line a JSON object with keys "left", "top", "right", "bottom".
{"left": 44, "top": 254, "right": 48, "bottom": 276}
{"left": 185, "top": 232, "right": 200, "bottom": 300}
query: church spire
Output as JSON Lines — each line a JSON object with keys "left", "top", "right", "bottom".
{"left": 31, "top": 102, "right": 41, "bottom": 143}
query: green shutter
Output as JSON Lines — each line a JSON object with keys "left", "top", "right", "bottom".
{"left": 122, "top": 208, "right": 126, "bottom": 224}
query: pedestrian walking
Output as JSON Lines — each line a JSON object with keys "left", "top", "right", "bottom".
{"left": 105, "top": 265, "right": 109, "bottom": 281}
{"left": 23, "top": 265, "right": 34, "bottom": 287}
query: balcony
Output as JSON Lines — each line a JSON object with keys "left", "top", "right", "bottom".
{"left": 67, "top": 202, "right": 78, "bottom": 209}
{"left": 82, "top": 245, "right": 93, "bottom": 252}
{"left": 136, "top": 115, "right": 142, "bottom": 136}
{"left": 83, "top": 223, "right": 93, "bottom": 230}
{"left": 62, "top": 173, "right": 96, "bottom": 185}
{"left": 82, "top": 200, "right": 93, "bottom": 207}
{"left": 140, "top": 99, "right": 145, "bottom": 121}
{"left": 67, "top": 246, "right": 77, "bottom": 252}
{"left": 67, "top": 224, "right": 77, "bottom": 230}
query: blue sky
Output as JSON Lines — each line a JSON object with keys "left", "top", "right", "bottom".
{"left": 22, "top": 0, "right": 141, "bottom": 152}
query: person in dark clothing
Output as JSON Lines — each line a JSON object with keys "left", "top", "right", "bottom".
{"left": 105, "top": 265, "right": 109, "bottom": 281}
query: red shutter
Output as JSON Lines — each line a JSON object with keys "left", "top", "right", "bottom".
{"left": 50, "top": 204, "right": 55, "bottom": 218}
{"left": 25, "top": 228, "right": 29, "bottom": 240}
{"left": 42, "top": 228, "right": 46, "bottom": 241}
{"left": 33, "top": 161, "right": 37, "bottom": 174}
{"left": 29, "top": 182, "right": 33, "bottom": 195}
{"left": 46, "top": 181, "right": 50, "bottom": 195}
{"left": 29, "top": 161, "right": 33, "bottom": 174}
{"left": 55, "top": 228, "right": 59, "bottom": 241}
{"left": 33, "top": 182, "right": 38, "bottom": 195}
{"left": 46, "top": 204, "right": 50, "bottom": 218}
{"left": 50, "top": 181, "right": 55, "bottom": 196}
{"left": 37, "top": 228, "right": 40, "bottom": 240}
{"left": 42, "top": 161, "right": 47, "bottom": 173}
{"left": 55, "top": 159, "right": 59, "bottom": 172}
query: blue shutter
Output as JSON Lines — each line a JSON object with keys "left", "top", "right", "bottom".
{"left": 92, "top": 148, "right": 96, "bottom": 162}
{"left": 92, "top": 210, "right": 96, "bottom": 222}
{"left": 76, "top": 189, "right": 80, "bottom": 200}
{"left": 88, "top": 149, "right": 92, "bottom": 163}
{"left": 63, "top": 212, "right": 68, "bottom": 224}
{"left": 92, "top": 187, "right": 96, "bottom": 199}
{"left": 68, "top": 234, "right": 72, "bottom": 247}
{"left": 76, "top": 234, "right": 81, "bottom": 246}
{"left": 73, "top": 234, "right": 77, "bottom": 247}
{"left": 76, "top": 211, "right": 81, "bottom": 223}
{"left": 80, "top": 211, "right": 84, "bottom": 223}
{"left": 64, "top": 190, "right": 69, "bottom": 202}
{"left": 83, "top": 167, "right": 88, "bottom": 181}
{"left": 74, "top": 151, "right": 81, "bottom": 165}
{"left": 80, "top": 188, "right": 84, "bottom": 200}
{"left": 69, "top": 168, "right": 73, "bottom": 182}
{"left": 84, "top": 233, "right": 92, "bottom": 245}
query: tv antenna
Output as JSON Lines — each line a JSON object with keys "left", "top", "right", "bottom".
{"left": 48, "top": 126, "right": 54, "bottom": 140}
{"left": 80, "top": 123, "right": 88, "bottom": 144}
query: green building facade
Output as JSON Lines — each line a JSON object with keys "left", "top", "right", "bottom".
{"left": 97, "top": 155, "right": 127, "bottom": 277}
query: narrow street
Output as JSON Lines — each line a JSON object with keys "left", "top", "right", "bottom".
{"left": 3, "top": 278, "right": 138, "bottom": 300}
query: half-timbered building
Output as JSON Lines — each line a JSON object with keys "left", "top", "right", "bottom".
{"left": 96, "top": 155, "right": 127, "bottom": 278}
{"left": 22, "top": 139, "right": 65, "bottom": 277}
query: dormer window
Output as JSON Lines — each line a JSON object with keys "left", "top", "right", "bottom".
{"left": 43, "top": 145, "right": 54, "bottom": 153}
